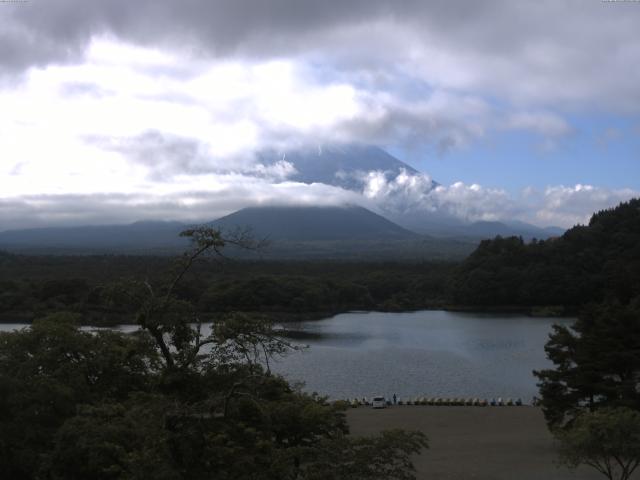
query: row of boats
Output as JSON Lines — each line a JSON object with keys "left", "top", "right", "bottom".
{"left": 346, "top": 397, "right": 525, "bottom": 407}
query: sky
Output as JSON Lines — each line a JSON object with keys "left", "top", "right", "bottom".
{"left": 0, "top": 0, "right": 639, "bottom": 230}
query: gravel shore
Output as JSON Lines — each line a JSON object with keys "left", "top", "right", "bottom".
{"left": 347, "top": 406, "right": 612, "bottom": 480}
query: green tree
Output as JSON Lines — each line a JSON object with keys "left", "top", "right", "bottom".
{"left": 0, "top": 226, "right": 429, "bottom": 479}
{"left": 450, "top": 198, "right": 640, "bottom": 309}
{"left": 556, "top": 407, "right": 640, "bottom": 480}
{"left": 294, "top": 429, "right": 428, "bottom": 480}
{"left": 0, "top": 313, "right": 158, "bottom": 479}
{"left": 534, "top": 300, "right": 640, "bottom": 428}
{"left": 46, "top": 396, "right": 178, "bottom": 480}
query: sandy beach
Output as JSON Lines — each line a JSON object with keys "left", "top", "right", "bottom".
{"left": 347, "top": 406, "right": 616, "bottom": 480}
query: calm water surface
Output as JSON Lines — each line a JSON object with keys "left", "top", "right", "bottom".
{"left": 1, "top": 311, "right": 571, "bottom": 401}
{"left": 270, "top": 310, "right": 572, "bottom": 401}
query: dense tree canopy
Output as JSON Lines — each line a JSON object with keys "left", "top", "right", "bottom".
{"left": 0, "top": 313, "right": 159, "bottom": 479}
{"left": 534, "top": 300, "right": 640, "bottom": 429}
{"left": 0, "top": 254, "right": 454, "bottom": 325}
{"left": 451, "top": 199, "right": 640, "bottom": 310}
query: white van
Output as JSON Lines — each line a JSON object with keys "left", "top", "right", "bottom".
{"left": 372, "top": 396, "right": 387, "bottom": 409}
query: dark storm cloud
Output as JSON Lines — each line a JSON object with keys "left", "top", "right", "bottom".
{"left": 0, "top": 0, "right": 561, "bottom": 62}
{"left": 2, "top": 0, "right": 639, "bottom": 111}
{"left": 1, "top": 0, "right": 386, "bottom": 74}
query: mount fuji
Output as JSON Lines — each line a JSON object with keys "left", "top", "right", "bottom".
{"left": 257, "top": 144, "right": 563, "bottom": 240}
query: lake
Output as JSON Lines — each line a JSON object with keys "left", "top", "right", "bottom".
{"left": 270, "top": 310, "right": 571, "bottom": 402}
{"left": 0, "top": 310, "right": 571, "bottom": 402}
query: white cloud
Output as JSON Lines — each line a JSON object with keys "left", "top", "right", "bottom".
{"left": 1, "top": 156, "right": 637, "bottom": 231}
{"left": 533, "top": 184, "right": 639, "bottom": 227}
{"left": 352, "top": 168, "right": 639, "bottom": 228}
{"left": 429, "top": 183, "right": 517, "bottom": 223}
{"left": 0, "top": 37, "right": 496, "bottom": 204}
{"left": 355, "top": 168, "right": 518, "bottom": 223}
{"left": 360, "top": 169, "right": 436, "bottom": 213}
{"left": 0, "top": 176, "right": 363, "bottom": 230}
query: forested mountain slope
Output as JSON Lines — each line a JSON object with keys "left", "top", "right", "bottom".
{"left": 450, "top": 199, "right": 640, "bottom": 309}
{"left": 210, "top": 205, "right": 417, "bottom": 241}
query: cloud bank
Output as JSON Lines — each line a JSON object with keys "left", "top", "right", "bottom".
{"left": 3, "top": 165, "right": 637, "bottom": 231}
{"left": 4, "top": 1, "right": 639, "bottom": 109}
{"left": 0, "top": 1, "right": 638, "bottom": 231}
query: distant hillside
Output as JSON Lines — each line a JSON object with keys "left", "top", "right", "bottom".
{"left": 208, "top": 205, "right": 477, "bottom": 260}
{"left": 0, "top": 205, "right": 476, "bottom": 259}
{"left": 0, "top": 221, "right": 188, "bottom": 253}
{"left": 210, "top": 205, "right": 417, "bottom": 241}
{"left": 450, "top": 198, "right": 640, "bottom": 309}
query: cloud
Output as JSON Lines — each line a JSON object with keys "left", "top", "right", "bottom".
{"left": 84, "top": 131, "right": 297, "bottom": 182}
{"left": 351, "top": 168, "right": 639, "bottom": 228}
{"left": 504, "top": 111, "right": 572, "bottom": 137}
{"left": 2, "top": 2, "right": 637, "bottom": 160}
{"left": 533, "top": 184, "right": 639, "bottom": 227}
{"left": 0, "top": 177, "right": 363, "bottom": 231}
{"left": 356, "top": 168, "right": 519, "bottom": 223}
{"left": 501, "top": 110, "right": 573, "bottom": 151}
{"left": 1, "top": 160, "right": 637, "bottom": 231}
{"left": 360, "top": 169, "right": 436, "bottom": 213}
{"left": 3, "top": 1, "right": 640, "bottom": 112}
{"left": 429, "top": 183, "right": 518, "bottom": 223}
{"left": 86, "top": 131, "right": 217, "bottom": 181}
{"left": 0, "top": 2, "right": 637, "bottom": 232}
{"left": 335, "top": 90, "right": 489, "bottom": 154}
{"left": 0, "top": 40, "right": 493, "bottom": 197}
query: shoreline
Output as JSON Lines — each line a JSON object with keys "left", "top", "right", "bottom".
{"left": 0, "top": 305, "right": 575, "bottom": 326}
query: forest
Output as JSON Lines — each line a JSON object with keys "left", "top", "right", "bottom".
{"left": 450, "top": 198, "right": 640, "bottom": 312}
{"left": 0, "top": 255, "right": 455, "bottom": 325}
{"left": 2, "top": 199, "right": 640, "bottom": 324}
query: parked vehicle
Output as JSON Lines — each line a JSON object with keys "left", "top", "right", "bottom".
{"left": 372, "top": 396, "right": 387, "bottom": 409}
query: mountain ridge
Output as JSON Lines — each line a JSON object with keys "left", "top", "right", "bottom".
{"left": 209, "top": 204, "right": 418, "bottom": 242}
{"left": 0, "top": 205, "right": 428, "bottom": 255}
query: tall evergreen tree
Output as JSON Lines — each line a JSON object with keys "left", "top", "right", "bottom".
{"left": 534, "top": 299, "right": 640, "bottom": 428}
